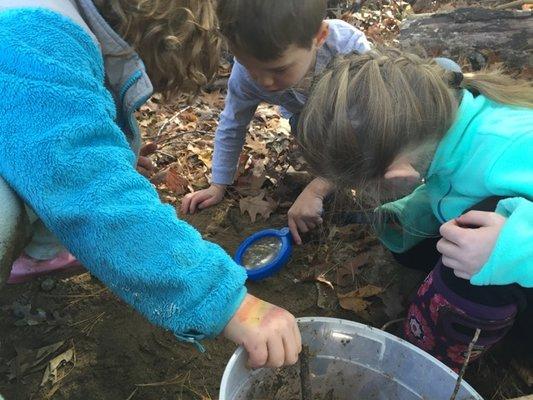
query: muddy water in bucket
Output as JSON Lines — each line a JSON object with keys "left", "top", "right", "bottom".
{"left": 220, "top": 317, "right": 483, "bottom": 400}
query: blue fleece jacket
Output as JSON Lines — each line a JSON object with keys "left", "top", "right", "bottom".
{"left": 0, "top": 9, "right": 247, "bottom": 344}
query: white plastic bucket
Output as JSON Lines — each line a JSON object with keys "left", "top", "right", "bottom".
{"left": 220, "top": 317, "right": 483, "bottom": 400}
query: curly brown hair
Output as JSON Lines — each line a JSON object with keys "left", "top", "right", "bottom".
{"left": 94, "top": 0, "right": 220, "bottom": 99}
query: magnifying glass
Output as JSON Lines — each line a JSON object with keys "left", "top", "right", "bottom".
{"left": 234, "top": 227, "right": 292, "bottom": 281}
{"left": 234, "top": 210, "right": 388, "bottom": 281}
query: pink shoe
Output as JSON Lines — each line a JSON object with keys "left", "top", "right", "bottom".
{"left": 7, "top": 251, "right": 83, "bottom": 284}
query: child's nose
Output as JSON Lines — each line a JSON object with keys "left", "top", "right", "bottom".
{"left": 259, "top": 75, "right": 275, "bottom": 89}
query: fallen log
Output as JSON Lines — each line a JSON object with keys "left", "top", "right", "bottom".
{"left": 400, "top": 7, "right": 533, "bottom": 71}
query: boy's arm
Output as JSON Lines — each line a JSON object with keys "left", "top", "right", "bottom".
{"left": 212, "top": 62, "right": 261, "bottom": 185}
{"left": 327, "top": 19, "right": 372, "bottom": 55}
{"left": 471, "top": 134, "right": 533, "bottom": 287}
{"left": 0, "top": 9, "right": 247, "bottom": 342}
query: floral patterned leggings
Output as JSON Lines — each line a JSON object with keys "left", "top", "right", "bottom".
{"left": 394, "top": 197, "right": 532, "bottom": 371}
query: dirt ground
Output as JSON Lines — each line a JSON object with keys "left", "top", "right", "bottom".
{"left": 0, "top": 188, "right": 529, "bottom": 400}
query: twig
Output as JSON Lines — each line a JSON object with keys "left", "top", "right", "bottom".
{"left": 381, "top": 318, "right": 404, "bottom": 332}
{"left": 495, "top": 0, "right": 533, "bottom": 9}
{"left": 157, "top": 129, "right": 213, "bottom": 147}
{"left": 43, "top": 287, "right": 107, "bottom": 299}
{"left": 299, "top": 345, "right": 312, "bottom": 400}
{"left": 449, "top": 328, "right": 481, "bottom": 400}
{"left": 125, "top": 387, "right": 138, "bottom": 400}
{"left": 70, "top": 311, "right": 106, "bottom": 336}
{"left": 154, "top": 106, "right": 191, "bottom": 140}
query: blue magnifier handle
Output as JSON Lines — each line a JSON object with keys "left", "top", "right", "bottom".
{"left": 234, "top": 227, "right": 293, "bottom": 281}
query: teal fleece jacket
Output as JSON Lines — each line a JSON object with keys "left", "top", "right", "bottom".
{"left": 379, "top": 90, "right": 533, "bottom": 287}
{"left": 0, "top": 9, "right": 247, "bottom": 344}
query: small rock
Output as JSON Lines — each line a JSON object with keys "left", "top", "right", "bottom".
{"left": 40, "top": 278, "right": 56, "bottom": 292}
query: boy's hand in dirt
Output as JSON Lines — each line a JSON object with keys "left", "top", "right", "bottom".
{"left": 437, "top": 211, "right": 506, "bottom": 279}
{"left": 136, "top": 142, "right": 158, "bottom": 178}
{"left": 181, "top": 184, "right": 226, "bottom": 214}
{"left": 288, "top": 178, "right": 334, "bottom": 245}
{"left": 223, "top": 294, "right": 302, "bottom": 369}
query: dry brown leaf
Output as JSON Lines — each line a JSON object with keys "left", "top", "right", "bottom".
{"left": 41, "top": 348, "right": 75, "bottom": 386}
{"left": 338, "top": 296, "right": 372, "bottom": 314}
{"left": 297, "top": 272, "right": 334, "bottom": 290}
{"left": 245, "top": 137, "right": 269, "bottom": 156}
{"left": 8, "top": 341, "right": 65, "bottom": 380}
{"left": 235, "top": 161, "right": 268, "bottom": 196}
{"left": 336, "top": 253, "right": 370, "bottom": 287}
{"left": 201, "top": 90, "right": 224, "bottom": 108}
{"left": 165, "top": 166, "right": 189, "bottom": 195}
{"left": 187, "top": 144, "right": 212, "bottom": 168}
{"left": 316, "top": 282, "right": 338, "bottom": 311}
{"left": 337, "top": 284, "right": 384, "bottom": 314}
{"left": 180, "top": 110, "right": 198, "bottom": 123}
{"left": 316, "top": 275, "right": 334, "bottom": 290}
{"left": 239, "top": 191, "right": 276, "bottom": 223}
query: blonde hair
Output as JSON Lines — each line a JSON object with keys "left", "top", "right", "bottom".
{"left": 94, "top": 0, "right": 220, "bottom": 99}
{"left": 299, "top": 47, "right": 533, "bottom": 192}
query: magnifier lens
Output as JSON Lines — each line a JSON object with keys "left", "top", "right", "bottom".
{"left": 241, "top": 236, "right": 283, "bottom": 269}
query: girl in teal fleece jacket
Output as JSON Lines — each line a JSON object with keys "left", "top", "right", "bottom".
{"left": 0, "top": 0, "right": 301, "bottom": 369}
{"left": 298, "top": 47, "right": 533, "bottom": 370}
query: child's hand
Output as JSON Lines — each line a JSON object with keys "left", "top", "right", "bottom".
{"left": 288, "top": 178, "right": 334, "bottom": 245}
{"left": 181, "top": 184, "right": 226, "bottom": 214}
{"left": 437, "top": 211, "right": 507, "bottom": 279}
{"left": 136, "top": 142, "right": 158, "bottom": 178}
{"left": 223, "top": 294, "right": 302, "bottom": 368}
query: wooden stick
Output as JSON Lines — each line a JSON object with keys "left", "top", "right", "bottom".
{"left": 381, "top": 318, "right": 404, "bottom": 332}
{"left": 495, "top": 0, "right": 533, "bottom": 9}
{"left": 449, "top": 328, "right": 481, "bottom": 400}
{"left": 299, "top": 345, "right": 312, "bottom": 400}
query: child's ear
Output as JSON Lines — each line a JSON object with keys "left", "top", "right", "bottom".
{"left": 314, "top": 21, "right": 329, "bottom": 48}
{"left": 384, "top": 158, "right": 421, "bottom": 186}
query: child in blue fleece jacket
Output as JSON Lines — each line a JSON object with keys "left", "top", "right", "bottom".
{"left": 0, "top": 0, "right": 301, "bottom": 369}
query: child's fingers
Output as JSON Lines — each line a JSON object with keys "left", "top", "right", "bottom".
{"left": 288, "top": 218, "right": 302, "bottom": 245}
{"left": 137, "top": 166, "right": 151, "bottom": 178}
{"left": 436, "top": 238, "right": 461, "bottom": 258}
{"left": 441, "top": 255, "right": 462, "bottom": 271}
{"left": 180, "top": 194, "right": 193, "bottom": 214}
{"left": 292, "top": 322, "right": 302, "bottom": 355}
{"left": 296, "top": 219, "right": 309, "bottom": 234}
{"left": 245, "top": 339, "right": 268, "bottom": 369}
{"left": 282, "top": 333, "right": 299, "bottom": 366}
{"left": 198, "top": 196, "right": 220, "bottom": 210}
{"left": 306, "top": 221, "right": 316, "bottom": 230}
{"left": 139, "top": 141, "right": 157, "bottom": 156}
{"left": 266, "top": 336, "right": 285, "bottom": 368}
{"left": 137, "top": 156, "right": 154, "bottom": 171}
{"left": 456, "top": 210, "right": 493, "bottom": 227}
{"left": 189, "top": 193, "right": 208, "bottom": 213}
{"left": 439, "top": 221, "right": 466, "bottom": 245}
{"left": 453, "top": 269, "right": 471, "bottom": 280}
